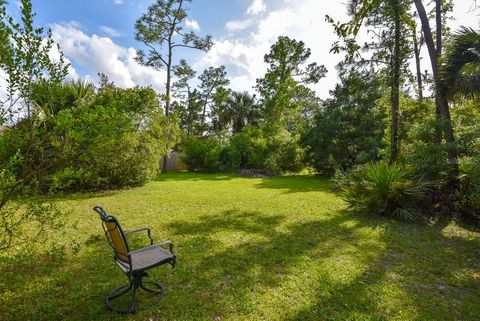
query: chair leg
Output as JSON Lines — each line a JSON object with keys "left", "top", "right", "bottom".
{"left": 105, "top": 273, "right": 164, "bottom": 314}
{"left": 129, "top": 279, "right": 138, "bottom": 313}
{"left": 140, "top": 279, "right": 164, "bottom": 295}
{"left": 105, "top": 277, "right": 138, "bottom": 314}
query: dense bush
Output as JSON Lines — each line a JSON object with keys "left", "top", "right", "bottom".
{"left": 263, "top": 130, "right": 305, "bottom": 174}
{"left": 451, "top": 102, "right": 480, "bottom": 223}
{"left": 0, "top": 81, "right": 179, "bottom": 191}
{"left": 399, "top": 101, "right": 480, "bottom": 220}
{"left": 0, "top": 150, "right": 63, "bottom": 250}
{"left": 457, "top": 160, "right": 480, "bottom": 224}
{"left": 218, "top": 127, "right": 304, "bottom": 175}
{"left": 58, "top": 86, "right": 177, "bottom": 190}
{"left": 336, "top": 162, "right": 432, "bottom": 221}
{"left": 181, "top": 137, "right": 222, "bottom": 172}
{"left": 304, "top": 71, "right": 386, "bottom": 175}
{"left": 220, "top": 127, "right": 266, "bottom": 171}
{"left": 402, "top": 118, "right": 454, "bottom": 184}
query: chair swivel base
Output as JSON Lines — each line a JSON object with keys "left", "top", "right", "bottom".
{"left": 105, "top": 272, "right": 164, "bottom": 314}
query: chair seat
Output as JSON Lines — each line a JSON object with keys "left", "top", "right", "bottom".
{"left": 116, "top": 245, "right": 174, "bottom": 273}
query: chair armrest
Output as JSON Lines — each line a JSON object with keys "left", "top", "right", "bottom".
{"left": 126, "top": 242, "right": 175, "bottom": 257}
{"left": 156, "top": 241, "right": 175, "bottom": 256}
{"left": 127, "top": 244, "right": 158, "bottom": 256}
{"left": 125, "top": 227, "right": 154, "bottom": 245}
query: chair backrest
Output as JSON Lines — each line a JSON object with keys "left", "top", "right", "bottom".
{"left": 93, "top": 206, "right": 130, "bottom": 263}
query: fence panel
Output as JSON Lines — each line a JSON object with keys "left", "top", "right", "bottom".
{"left": 160, "top": 153, "right": 188, "bottom": 172}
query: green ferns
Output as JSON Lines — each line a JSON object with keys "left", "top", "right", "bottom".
{"left": 337, "top": 162, "right": 432, "bottom": 221}
{"left": 457, "top": 160, "right": 480, "bottom": 223}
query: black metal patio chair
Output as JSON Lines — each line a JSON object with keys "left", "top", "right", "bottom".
{"left": 93, "top": 206, "right": 176, "bottom": 314}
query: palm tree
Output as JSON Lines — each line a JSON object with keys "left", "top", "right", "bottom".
{"left": 225, "top": 91, "right": 259, "bottom": 134}
{"left": 442, "top": 27, "right": 480, "bottom": 99}
{"left": 31, "top": 79, "right": 95, "bottom": 118}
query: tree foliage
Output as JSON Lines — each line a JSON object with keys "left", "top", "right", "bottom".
{"left": 304, "top": 71, "right": 386, "bottom": 174}
{"left": 256, "top": 36, "right": 326, "bottom": 133}
{"left": 24, "top": 82, "right": 180, "bottom": 191}
{"left": 327, "top": 0, "right": 413, "bottom": 161}
{"left": 223, "top": 91, "right": 260, "bottom": 134}
{"left": 135, "top": 0, "right": 212, "bottom": 172}
{"left": 0, "top": 0, "right": 68, "bottom": 122}
{"left": 198, "top": 65, "right": 230, "bottom": 135}
{"left": 0, "top": 0, "right": 67, "bottom": 251}
{"left": 442, "top": 27, "right": 480, "bottom": 99}
{"left": 173, "top": 63, "right": 230, "bottom": 137}
{"left": 135, "top": 0, "right": 212, "bottom": 116}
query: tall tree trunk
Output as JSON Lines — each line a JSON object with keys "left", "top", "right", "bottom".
{"left": 201, "top": 99, "right": 208, "bottom": 136}
{"left": 433, "top": 0, "right": 443, "bottom": 142}
{"left": 161, "top": 0, "right": 184, "bottom": 173}
{"left": 161, "top": 35, "right": 174, "bottom": 173}
{"left": 390, "top": 0, "right": 401, "bottom": 162}
{"left": 413, "top": 0, "right": 459, "bottom": 185}
{"left": 435, "top": 0, "right": 442, "bottom": 58}
{"left": 434, "top": 0, "right": 458, "bottom": 181}
{"left": 413, "top": 29, "right": 423, "bottom": 100}
{"left": 161, "top": 51, "right": 172, "bottom": 173}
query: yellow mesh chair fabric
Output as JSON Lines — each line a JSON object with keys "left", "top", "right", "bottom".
{"left": 105, "top": 221, "right": 129, "bottom": 262}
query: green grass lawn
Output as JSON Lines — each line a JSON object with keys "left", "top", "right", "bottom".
{"left": 1, "top": 172, "right": 479, "bottom": 321}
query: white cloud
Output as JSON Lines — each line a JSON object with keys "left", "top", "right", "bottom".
{"left": 229, "top": 75, "right": 256, "bottom": 93}
{"left": 225, "top": 19, "right": 254, "bottom": 31}
{"left": 99, "top": 26, "right": 122, "bottom": 38}
{"left": 199, "top": 0, "right": 349, "bottom": 98}
{"left": 0, "top": 37, "right": 79, "bottom": 117}
{"left": 185, "top": 19, "right": 200, "bottom": 31}
{"left": 44, "top": 0, "right": 477, "bottom": 102}
{"left": 0, "top": 68, "right": 9, "bottom": 109}
{"left": 246, "top": 0, "right": 266, "bottom": 15}
{"left": 113, "top": 0, "right": 124, "bottom": 5}
{"left": 204, "top": 0, "right": 479, "bottom": 99}
{"left": 47, "top": 41, "right": 79, "bottom": 80}
{"left": 51, "top": 23, "right": 166, "bottom": 92}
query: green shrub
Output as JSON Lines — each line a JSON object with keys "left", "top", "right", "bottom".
{"left": 1, "top": 82, "right": 179, "bottom": 192}
{"left": 303, "top": 71, "right": 386, "bottom": 175}
{"left": 219, "top": 127, "right": 304, "bottom": 175}
{"left": 220, "top": 127, "right": 266, "bottom": 171}
{"left": 337, "top": 162, "right": 432, "bottom": 221}
{"left": 457, "top": 159, "right": 480, "bottom": 224}
{"left": 181, "top": 137, "right": 222, "bottom": 172}
{"left": 46, "top": 86, "right": 179, "bottom": 190}
{"left": 402, "top": 118, "right": 454, "bottom": 184}
{"left": 0, "top": 151, "right": 64, "bottom": 251}
{"left": 264, "top": 130, "right": 305, "bottom": 175}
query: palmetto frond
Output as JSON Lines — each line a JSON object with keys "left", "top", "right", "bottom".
{"left": 442, "top": 27, "right": 480, "bottom": 99}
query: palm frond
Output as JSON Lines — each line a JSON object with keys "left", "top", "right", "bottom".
{"left": 442, "top": 27, "right": 480, "bottom": 99}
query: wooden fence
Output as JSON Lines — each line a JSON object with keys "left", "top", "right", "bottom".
{"left": 160, "top": 152, "right": 188, "bottom": 172}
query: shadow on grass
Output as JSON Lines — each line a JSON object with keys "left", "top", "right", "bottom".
{"left": 154, "top": 171, "right": 237, "bottom": 182}
{"left": 163, "top": 211, "right": 386, "bottom": 319}
{"left": 0, "top": 241, "right": 109, "bottom": 321}
{"left": 1, "top": 209, "right": 479, "bottom": 320}
{"left": 44, "top": 190, "right": 121, "bottom": 202}
{"left": 155, "top": 172, "right": 334, "bottom": 196}
{"left": 281, "top": 219, "right": 480, "bottom": 321}
{"left": 168, "top": 210, "right": 480, "bottom": 320}
{"left": 168, "top": 209, "right": 285, "bottom": 237}
{"left": 255, "top": 175, "right": 332, "bottom": 194}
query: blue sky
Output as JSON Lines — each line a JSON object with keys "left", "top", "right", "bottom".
{"left": 25, "top": 0, "right": 246, "bottom": 46}
{"left": 4, "top": 0, "right": 480, "bottom": 98}
{"left": 11, "top": 0, "right": 249, "bottom": 79}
